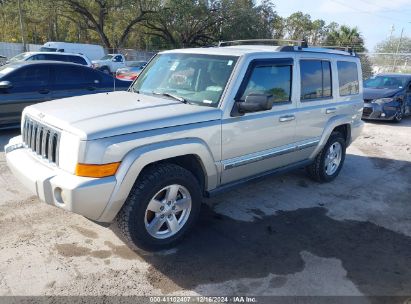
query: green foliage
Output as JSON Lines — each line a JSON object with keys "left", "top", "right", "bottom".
{"left": 0, "top": 0, "right": 369, "bottom": 57}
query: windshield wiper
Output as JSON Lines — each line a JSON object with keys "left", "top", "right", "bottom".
{"left": 152, "top": 91, "right": 188, "bottom": 104}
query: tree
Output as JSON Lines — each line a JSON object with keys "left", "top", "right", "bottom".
{"left": 60, "top": 0, "right": 158, "bottom": 49}
{"left": 325, "top": 25, "right": 364, "bottom": 51}
{"left": 374, "top": 36, "right": 411, "bottom": 73}
{"left": 144, "top": 0, "right": 220, "bottom": 48}
{"left": 284, "top": 12, "right": 312, "bottom": 40}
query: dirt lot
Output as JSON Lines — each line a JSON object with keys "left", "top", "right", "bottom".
{"left": 0, "top": 119, "right": 410, "bottom": 298}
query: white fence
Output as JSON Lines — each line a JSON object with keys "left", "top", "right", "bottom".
{"left": 0, "top": 42, "right": 42, "bottom": 58}
{"left": 0, "top": 42, "right": 156, "bottom": 62}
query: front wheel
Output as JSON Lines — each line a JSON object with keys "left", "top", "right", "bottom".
{"left": 306, "top": 132, "right": 346, "bottom": 183}
{"left": 116, "top": 163, "right": 202, "bottom": 251}
{"left": 393, "top": 106, "right": 404, "bottom": 123}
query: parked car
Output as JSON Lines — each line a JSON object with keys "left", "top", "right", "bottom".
{"left": 0, "top": 61, "right": 130, "bottom": 129}
{"left": 92, "top": 54, "right": 126, "bottom": 74}
{"left": 40, "top": 41, "right": 105, "bottom": 61}
{"left": 7, "top": 52, "right": 92, "bottom": 67}
{"left": 116, "top": 61, "right": 147, "bottom": 81}
{"left": 5, "top": 41, "right": 364, "bottom": 250}
{"left": 362, "top": 73, "right": 411, "bottom": 122}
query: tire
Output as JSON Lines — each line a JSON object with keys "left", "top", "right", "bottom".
{"left": 101, "top": 66, "right": 111, "bottom": 75}
{"left": 306, "top": 132, "right": 346, "bottom": 183}
{"left": 393, "top": 105, "right": 404, "bottom": 123}
{"left": 115, "top": 163, "right": 202, "bottom": 251}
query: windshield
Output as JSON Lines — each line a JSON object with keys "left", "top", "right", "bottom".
{"left": 100, "top": 55, "right": 113, "bottom": 60}
{"left": 364, "top": 76, "right": 408, "bottom": 89}
{"left": 9, "top": 53, "right": 31, "bottom": 63}
{"left": 131, "top": 53, "right": 237, "bottom": 107}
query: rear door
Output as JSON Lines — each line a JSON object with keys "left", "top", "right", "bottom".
{"left": 293, "top": 57, "right": 335, "bottom": 159}
{"left": 0, "top": 64, "right": 51, "bottom": 126}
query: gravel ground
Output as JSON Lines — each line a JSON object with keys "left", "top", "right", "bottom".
{"left": 0, "top": 119, "right": 410, "bottom": 298}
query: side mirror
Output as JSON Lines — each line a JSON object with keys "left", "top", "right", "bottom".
{"left": 0, "top": 80, "right": 12, "bottom": 89}
{"left": 235, "top": 93, "right": 273, "bottom": 115}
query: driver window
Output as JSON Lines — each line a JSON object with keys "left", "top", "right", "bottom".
{"left": 240, "top": 63, "right": 292, "bottom": 103}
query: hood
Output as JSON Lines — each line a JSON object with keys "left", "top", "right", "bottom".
{"left": 24, "top": 91, "right": 221, "bottom": 140}
{"left": 363, "top": 87, "right": 403, "bottom": 100}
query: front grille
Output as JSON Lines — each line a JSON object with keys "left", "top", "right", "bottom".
{"left": 362, "top": 107, "right": 373, "bottom": 117}
{"left": 22, "top": 116, "right": 61, "bottom": 165}
{"left": 364, "top": 99, "right": 373, "bottom": 103}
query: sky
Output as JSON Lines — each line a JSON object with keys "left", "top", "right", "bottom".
{"left": 272, "top": 0, "right": 411, "bottom": 51}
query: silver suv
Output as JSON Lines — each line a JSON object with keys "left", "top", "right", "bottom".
{"left": 5, "top": 41, "right": 364, "bottom": 250}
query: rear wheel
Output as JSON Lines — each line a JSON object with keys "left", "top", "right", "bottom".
{"left": 116, "top": 163, "right": 202, "bottom": 251}
{"left": 306, "top": 132, "right": 346, "bottom": 183}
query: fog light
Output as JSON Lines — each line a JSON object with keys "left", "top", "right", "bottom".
{"left": 54, "top": 187, "right": 64, "bottom": 204}
{"left": 381, "top": 113, "right": 386, "bottom": 117}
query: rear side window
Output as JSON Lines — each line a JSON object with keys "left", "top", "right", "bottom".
{"left": 300, "top": 60, "right": 332, "bottom": 100}
{"left": 337, "top": 61, "right": 359, "bottom": 96}
{"left": 67, "top": 55, "right": 87, "bottom": 65}
{"left": 54, "top": 65, "right": 101, "bottom": 85}
{"left": 239, "top": 59, "right": 292, "bottom": 104}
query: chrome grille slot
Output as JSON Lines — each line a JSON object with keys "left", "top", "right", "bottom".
{"left": 22, "top": 116, "right": 61, "bottom": 165}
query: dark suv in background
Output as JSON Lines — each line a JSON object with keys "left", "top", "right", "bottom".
{"left": 362, "top": 74, "right": 411, "bottom": 122}
{"left": 0, "top": 61, "right": 130, "bottom": 129}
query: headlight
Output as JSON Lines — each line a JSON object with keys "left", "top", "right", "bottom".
{"left": 58, "top": 132, "right": 82, "bottom": 173}
{"left": 373, "top": 98, "right": 394, "bottom": 105}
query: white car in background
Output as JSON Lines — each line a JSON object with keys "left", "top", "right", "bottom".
{"left": 7, "top": 52, "right": 92, "bottom": 67}
{"left": 92, "top": 54, "right": 127, "bottom": 74}
{"left": 40, "top": 42, "right": 105, "bottom": 61}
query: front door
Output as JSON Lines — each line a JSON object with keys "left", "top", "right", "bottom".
{"left": 221, "top": 58, "right": 298, "bottom": 185}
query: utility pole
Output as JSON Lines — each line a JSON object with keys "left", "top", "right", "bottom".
{"left": 392, "top": 28, "right": 404, "bottom": 72}
{"left": 17, "top": 0, "right": 26, "bottom": 52}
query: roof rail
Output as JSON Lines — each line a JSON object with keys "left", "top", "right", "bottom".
{"left": 316, "top": 45, "right": 355, "bottom": 55}
{"left": 218, "top": 39, "right": 308, "bottom": 48}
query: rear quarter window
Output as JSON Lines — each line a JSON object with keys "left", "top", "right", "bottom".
{"left": 337, "top": 61, "right": 359, "bottom": 96}
{"left": 68, "top": 56, "right": 88, "bottom": 65}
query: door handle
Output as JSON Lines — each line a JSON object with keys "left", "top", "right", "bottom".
{"left": 326, "top": 107, "right": 337, "bottom": 114}
{"left": 279, "top": 115, "right": 295, "bottom": 122}
{"left": 38, "top": 88, "right": 50, "bottom": 94}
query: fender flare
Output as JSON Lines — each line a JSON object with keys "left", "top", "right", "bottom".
{"left": 97, "top": 138, "right": 218, "bottom": 222}
{"left": 309, "top": 115, "right": 353, "bottom": 159}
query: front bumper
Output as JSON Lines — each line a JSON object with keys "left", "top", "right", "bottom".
{"left": 5, "top": 136, "right": 116, "bottom": 221}
{"left": 362, "top": 102, "right": 399, "bottom": 120}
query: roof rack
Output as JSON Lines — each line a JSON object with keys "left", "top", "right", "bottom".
{"left": 218, "top": 39, "right": 356, "bottom": 56}
{"left": 218, "top": 39, "right": 308, "bottom": 48}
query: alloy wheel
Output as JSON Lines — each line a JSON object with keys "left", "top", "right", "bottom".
{"left": 324, "top": 142, "right": 342, "bottom": 176}
{"left": 144, "top": 184, "right": 192, "bottom": 239}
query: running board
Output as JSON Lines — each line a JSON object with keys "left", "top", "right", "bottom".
{"left": 206, "top": 159, "right": 313, "bottom": 198}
